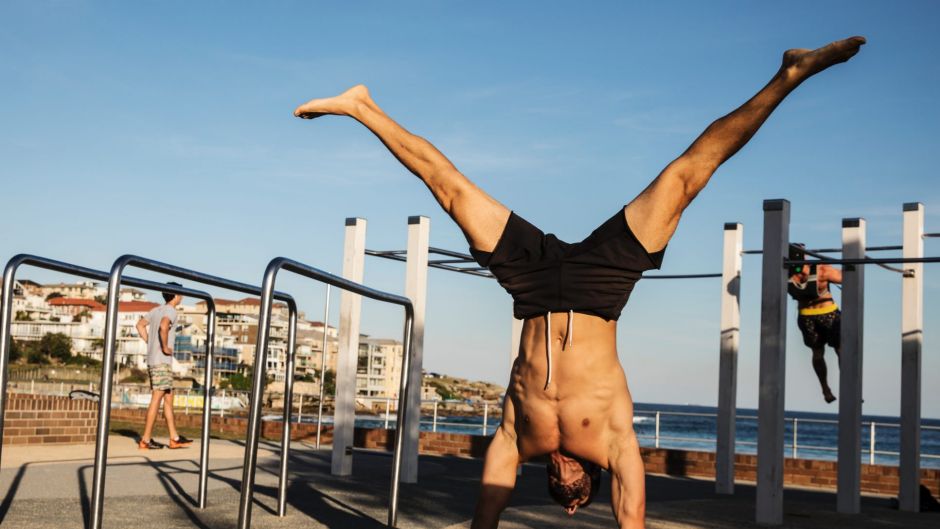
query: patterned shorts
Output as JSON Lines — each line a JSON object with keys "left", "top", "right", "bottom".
{"left": 148, "top": 364, "right": 173, "bottom": 391}
{"left": 797, "top": 310, "right": 841, "bottom": 350}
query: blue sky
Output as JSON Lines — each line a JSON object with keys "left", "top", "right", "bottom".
{"left": 2, "top": 2, "right": 938, "bottom": 417}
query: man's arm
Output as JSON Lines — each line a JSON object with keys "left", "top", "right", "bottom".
{"left": 159, "top": 317, "right": 173, "bottom": 355}
{"left": 471, "top": 425, "right": 519, "bottom": 529}
{"left": 136, "top": 318, "right": 149, "bottom": 343}
{"left": 820, "top": 264, "right": 843, "bottom": 284}
{"left": 608, "top": 431, "right": 646, "bottom": 529}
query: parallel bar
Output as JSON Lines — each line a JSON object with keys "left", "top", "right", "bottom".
{"left": 333, "top": 218, "right": 366, "bottom": 476}
{"left": 277, "top": 307, "right": 299, "bottom": 516}
{"left": 785, "top": 256, "right": 939, "bottom": 266}
{"left": 923, "top": 233, "right": 940, "bottom": 238}
{"left": 367, "top": 248, "right": 493, "bottom": 278}
{"left": 0, "top": 255, "right": 212, "bottom": 474}
{"left": 837, "top": 218, "right": 865, "bottom": 513}
{"left": 899, "top": 202, "right": 925, "bottom": 511}
{"left": 401, "top": 216, "right": 429, "bottom": 483}
{"left": 235, "top": 257, "right": 414, "bottom": 529}
{"left": 89, "top": 255, "right": 298, "bottom": 529}
{"left": 197, "top": 302, "right": 217, "bottom": 509}
{"left": 756, "top": 199, "right": 789, "bottom": 526}
{"left": 316, "top": 285, "right": 331, "bottom": 450}
{"left": 643, "top": 273, "right": 722, "bottom": 279}
{"left": 716, "top": 223, "right": 743, "bottom": 494}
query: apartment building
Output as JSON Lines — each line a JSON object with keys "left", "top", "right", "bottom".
{"left": 356, "top": 337, "right": 404, "bottom": 398}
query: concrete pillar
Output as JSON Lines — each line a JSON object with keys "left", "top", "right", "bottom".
{"left": 332, "top": 217, "right": 366, "bottom": 476}
{"left": 401, "top": 216, "right": 429, "bottom": 483}
{"left": 837, "top": 218, "right": 865, "bottom": 513}
{"left": 899, "top": 203, "right": 924, "bottom": 511}
{"left": 756, "top": 199, "right": 789, "bottom": 526}
{"left": 716, "top": 222, "right": 743, "bottom": 494}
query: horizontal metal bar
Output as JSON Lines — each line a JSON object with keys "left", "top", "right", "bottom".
{"left": 923, "top": 233, "right": 940, "bottom": 239}
{"left": 429, "top": 258, "right": 476, "bottom": 265}
{"left": 367, "top": 250, "right": 494, "bottom": 278}
{"left": 2, "top": 255, "right": 214, "bottom": 300}
{"left": 802, "top": 245, "right": 903, "bottom": 253}
{"left": 785, "top": 256, "right": 940, "bottom": 267}
{"left": 112, "top": 255, "right": 295, "bottom": 304}
{"left": 428, "top": 247, "right": 476, "bottom": 260}
{"left": 642, "top": 273, "right": 722, "bottom": 279}
{"left": 365, "top": 250, "right": 407, "bottom": 257}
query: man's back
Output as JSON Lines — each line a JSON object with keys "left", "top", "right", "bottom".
{"left": 145, "top": 304, "right": 177, "bottom": 366}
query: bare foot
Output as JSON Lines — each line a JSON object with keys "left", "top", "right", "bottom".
{"left": 293, "top": 84, "right": 371, "bottom": 119}
{"left": 824, "top": 390, "right": 837, "bottom": 404}
{"left": 781, "top": 36, "right": 866, "bottom": 83}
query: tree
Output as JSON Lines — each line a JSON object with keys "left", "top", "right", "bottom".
{"left": 14, "top": 311, "right": 31, "bottom": 321}
{"left": 9, "top": 340, "right": 26, "bottom": 362}
{"left": 314, "top": 368, "right": 336, "bottom": 395}
{"left": 37, "top": 333, "right": 72, "bottom": 362}
{"left": 94, "top": 295, "right": 107, "bottom": 305}
{"left": 45, "top": 292, "right": 63, "bottom": 301}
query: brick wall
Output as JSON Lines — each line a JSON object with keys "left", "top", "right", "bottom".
{"left": 6, "top": 397, "right": 939, "bottom": 499}
{"left": 2, "top": 393, "right": 97, "bottom": 445}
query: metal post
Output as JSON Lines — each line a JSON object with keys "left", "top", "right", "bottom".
{"left": 88, "top": 260, "right": 128, "bottom": 529}
{"left": 297, "top": 394, "right": 303, "bottom": 424}
{"left": 655, "top": 412, "right": 661, "bottom": 449}
{"left": 756, "top": 198, "right": 789, "bottom": 526}
{"left": 402, "top": 215, "right": 429, "bottom": 483}
{"left": 185, "top": 389, "right": 190, "bottom": 415}
{"left": 717, "top": 222, "right": 743, "bottom": 494}
{"left": 869, "top": 422, "right": 876, "bottom": 465}
{"left": 316, "top": 284, "right": 330, "bottom": 450}
{"left": 838, "top": 217, "right": 865, "bottom": 514}
{"left": 792, "top": 418, "right": 798, "bottom": 459}
{"left": 277, "top": 307, "right": 299, "bottom": 516}
{"left": 333, "top": 218, "right": 366, "bottom": 476}
{"left": 899, "top": 202, "right": 924, "bottom": 512}
{"left": 432, "top": 400, "right": 438, "bottom": 433}
{"left": 385, "top": 397, "right": 391, "bottom": 429}
{"left": 237, "top": 263, "right": 280, "bottom": 529}
{"left": 197, "top": 304, "right": 216, "bottom": 509}
{"left": 220, "top": 390, "right": 225, "bottom": 418}
{"left": 482, "top": 402, "right": 489, "bottom": 435}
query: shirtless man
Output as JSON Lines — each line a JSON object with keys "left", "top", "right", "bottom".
{"left": 293, "top": 36, "right": 865, "bottom": 528}
{"left": 788, "top": 245, "right": 843, "bottom": 403}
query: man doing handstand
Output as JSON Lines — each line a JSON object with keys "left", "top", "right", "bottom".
{"left": 292, "top": 36, "right": 865, "bottom": 528}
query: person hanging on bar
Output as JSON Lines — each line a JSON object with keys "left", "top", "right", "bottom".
{"left": 135, "top": 282, "right": 193, "bottom": 449}
{"left": 292, "top": 36, "right": 865, "bottom": 528}
{"left": 787, "top": 244, "right": 843, "bottom": 404}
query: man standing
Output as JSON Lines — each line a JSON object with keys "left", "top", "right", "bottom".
{"left": 788, "top": 245, "right": 843, "bottom": 403}
{"left": 135, "top": 283, "right": 192, "bottom": 449}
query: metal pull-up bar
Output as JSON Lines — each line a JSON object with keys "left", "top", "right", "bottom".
{"left": 89, "top": 255, "right": 299, "bottom": 529}
{"left": 237, "top": 256, "right": 415, "bottom": 529}
{"left": 0, "top": 254, "right": 215, "bottom": 508}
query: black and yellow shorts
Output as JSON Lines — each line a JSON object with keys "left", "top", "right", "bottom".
{"left": 796, "top": 305, "right": 841, "bottom": 350}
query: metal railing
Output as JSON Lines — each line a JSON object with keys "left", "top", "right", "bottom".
{"left": 632, "top": 410, "right": 940, "bottom": 465}
{"left": 91, "top": 254, "right": 298, "bottom": 529}
{"left": 238, "top": 257, "right": 415, "bottom": 529}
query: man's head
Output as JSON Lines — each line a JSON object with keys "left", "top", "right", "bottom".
{"left": 162, "top": 282, "right": 184, "bottom": 305}
{"left": 546, "top": 451, "right": 602, "bottom": 515}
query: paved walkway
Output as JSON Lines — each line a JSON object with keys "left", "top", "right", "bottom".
{"left": 0, "top": 435, "right": 935, "bottom": 528}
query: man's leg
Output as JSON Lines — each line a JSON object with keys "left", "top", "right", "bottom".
{"left": 162, "top": 390, "right": 181, "bottom": 441}
{"left": 811, "top": 346, "right": 837, "bottom": 403}
{"left": 141, "top": 389, "right": 164, "bottom": 443}
{"left": 294, "top": 86, "right": 510, "bottom": 252}
{"left": 626, "top": 37, "right": 865, "bottom": 252}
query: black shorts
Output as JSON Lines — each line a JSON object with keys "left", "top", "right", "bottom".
{"left": 797, "top": 310, "right": 841, "bottom": 349}
{"left": 470, "top": 207, "right": 665, "bottom": 321}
